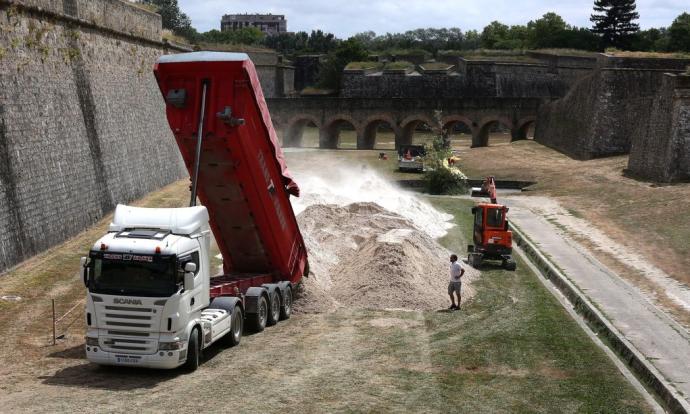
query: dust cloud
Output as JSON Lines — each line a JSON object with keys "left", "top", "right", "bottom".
{"left": 289, "top": 163, "right": 478, "bottom": 313}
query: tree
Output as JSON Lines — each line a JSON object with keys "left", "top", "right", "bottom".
{"left": 527, "top": 12, "right": 568, "bottom": 49}
{"left": 197, "top": 27, "right": 264, "bottom": 46}
{"left": 668, "top": 13, "right": 690, "bottom": 52}
{"left": 560, "top": 27, "right": 600, "bottom": 51}
{"left": 590, "top": 0, "right": 640, "bottom": 49}
{"left": 630, "top": 28, "right": 670, "bottom": 51}
{"left": 481, "top": 21, "right": 510, "bottom": 49}
{"left": 318, "top": 38, "right": 368, "bottom": 90}
{"left": 306, "top": 30, "right": 338, "bottom": 53}
{"left": 462, "top": 30, "right": 481, "bottom": 49}
{"left": 140, "top": 0, "right": 197, "bottom": 41}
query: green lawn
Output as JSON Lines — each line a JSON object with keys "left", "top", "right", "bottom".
{"left": 413, "top": 197, "right": 651, "bottom": 413}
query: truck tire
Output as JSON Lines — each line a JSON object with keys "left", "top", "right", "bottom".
{"left": 208, "top": 296, "right": 244, "bottom": 346}
{"left": 279, "top": 286, "right": 292, "bottom": 320}
{"left": 267, "top": 291, "right": 280, "bottom": 327}
{"left": 225, "top": 306, "right": 243, "bottom": 347}
{"left": 247, "top": 295, "right": 268, "bottom": 333}
{"left": 184, "top": 327, "right": 200, "bottom": 372}
{"left": 505, "top": 259, "right": 517, "bottom": 271}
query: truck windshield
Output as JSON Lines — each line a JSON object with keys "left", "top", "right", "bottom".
{"left": 486, "top": 208, "right": 504, "bottom": 228}
{"left": 88, "top": 252, "right": 178, "bottom": 297}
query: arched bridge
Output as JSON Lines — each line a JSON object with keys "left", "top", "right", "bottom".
{"left": 266, "top": 97, "right": 541, "bottom": 149}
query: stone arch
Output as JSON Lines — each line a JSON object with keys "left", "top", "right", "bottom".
{"left": 321, "top": 115, "right": 360, "bottom": 149}
{"left": 361, "top": 114, "right": 399, "bottom": 150}
{"left": 400, "top": 114, "right": 436, "bottom": 148}
{"left": 284, "top": 115, "right": 321, "bottom": 147}
{"left": 513, "top": 117, "right": 537, "bottom": 141}
{"left": 475, "top": 116, "right": 514, "bottom": 147}
{"left": 442, "top": 115, "right": 475, "bottom": 146}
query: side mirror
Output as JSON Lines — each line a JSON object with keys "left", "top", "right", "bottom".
{"left": 80, "top": 257, "right": 89, "bottom": 287}
{"left": 183, "top": 262, "right": 197, "bottom": 291}
{"left": 184, "top": 272, "right": 195, "bottom": 291}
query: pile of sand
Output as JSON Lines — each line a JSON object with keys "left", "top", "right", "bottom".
{"left": 293, "top": 202, "right": 478, "bottom": 313}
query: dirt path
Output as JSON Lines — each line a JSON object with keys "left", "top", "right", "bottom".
{"left": 509, "top": 196, "right": 690, "bottom": 321}
{"left": 0, "top": 310, "right": 448, "bottom": 413}
{"left": 504, "top": 195, "right": 690, "bottom": 405}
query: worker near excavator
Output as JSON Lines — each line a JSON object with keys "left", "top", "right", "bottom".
{"left": 482, "top": 176, "right": 497, "bottom": 204}
{"left": 448, "top": 254, "right": 465, "bottom": 310}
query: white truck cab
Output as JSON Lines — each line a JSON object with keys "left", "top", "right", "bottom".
{"left": 82, "top": 204, "right": 240, "bottom": 369}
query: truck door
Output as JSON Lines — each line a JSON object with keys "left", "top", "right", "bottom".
{"left": 179, "top": 252, "right": 206, "bottom": 312}
{"left": 473, "top": 207, "right": 484, "bottom": 245}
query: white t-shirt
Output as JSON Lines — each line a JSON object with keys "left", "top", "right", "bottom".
{"left": 449, "top": 261, "right": 463, "bottom": 282}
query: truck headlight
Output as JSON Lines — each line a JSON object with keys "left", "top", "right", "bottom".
{"left": 158, "top": 340, "right": 185, "bottom": 351}
{"left": 85, "top": 337, "right": 99, "bottom": 346}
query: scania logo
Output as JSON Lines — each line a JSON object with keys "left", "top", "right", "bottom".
{"left": 114, "top": 298, "right": 143, "bottom": 305}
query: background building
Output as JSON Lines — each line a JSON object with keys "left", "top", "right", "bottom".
{"left": 221, "top": 14, "right": 287, "bottom": 35}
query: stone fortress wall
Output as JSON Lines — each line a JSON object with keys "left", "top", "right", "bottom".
{"left": 0, "top": 0, "right": 190, "bottom": 272}
{"left": 340, "top": 54, "right": 595, "bottom": 100}
{"left": 534, "top": 55, "right": 690, "bottom": 166}
{"left": 285, "top": 51, "right": 690, "bottom": 182}
{"left": 627, "top": 73, "right": 690, "bottom": 182}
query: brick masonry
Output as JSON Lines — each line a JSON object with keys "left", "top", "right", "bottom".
{"left": 0, "top": 0, "right": 188, "bottom": 272}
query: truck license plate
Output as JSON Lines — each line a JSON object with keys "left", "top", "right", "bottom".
{"left": 116, "top": 357, "right": 139, "bottom": 364}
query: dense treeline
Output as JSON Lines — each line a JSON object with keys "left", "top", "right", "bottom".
{"left": 139, "top": 0, "right": 689, "bottom": 90}
{"left": 141, "top": 0, "right": 690, "bottom": 55}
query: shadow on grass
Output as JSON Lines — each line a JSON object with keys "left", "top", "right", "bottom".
{"left": 47, "top": 344, "right": 85, "bottom": 360}
{"left": 40, "top": 363, "right": 179, "bottom": 390}
{"left": 40, "top": 340, "right": 243, "bottom": 390}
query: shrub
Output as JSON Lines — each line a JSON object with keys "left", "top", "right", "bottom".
{"left": 425, "top": 166, "right": 467, "bottom": 195}
{"left": 423, "top": 134, "right": 468, "bottom": 195}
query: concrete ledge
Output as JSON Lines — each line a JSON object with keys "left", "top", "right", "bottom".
{"left": 511, "top": 224, "right": 690, "bottom": 414}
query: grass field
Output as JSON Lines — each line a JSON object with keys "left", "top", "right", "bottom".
{"left": 0, "top": 149, "right": 655, "bottom": 412}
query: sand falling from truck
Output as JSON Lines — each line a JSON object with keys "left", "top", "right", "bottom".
{"left": 286, "top": 163, "right": 479, "bottom": 313}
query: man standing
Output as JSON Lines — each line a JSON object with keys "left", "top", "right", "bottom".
{"left": 448, "top": 254, "right": 465, "bottom": 310}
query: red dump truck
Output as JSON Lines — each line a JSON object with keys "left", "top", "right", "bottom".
{"left": 81, "top": 52, "right": 308, "bottom": 371}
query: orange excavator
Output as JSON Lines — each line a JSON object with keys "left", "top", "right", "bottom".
{"left": 468, "top": 182, "right": 516, "bottom": 271}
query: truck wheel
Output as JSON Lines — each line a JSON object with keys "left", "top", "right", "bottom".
{"left": 505, "top": 259, "right": 517, "bottom": 271}
{"left": 279, "top": 286, "right": 292, "bottom": 320}
{"left": 247, "top": 295, "right": 268, "bottom": 333}
{"left": 225, "top": 306, "right": 243, "bottom": 347}
{"left": 267, "top": 291, "right": 280, "bottom": 327}
{"left": 184, "top": 328, "right": 200, "bottom": 372}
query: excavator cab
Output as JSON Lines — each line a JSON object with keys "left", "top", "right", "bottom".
{"left": 467, "top": 203, "right": 516, "bottom": 271}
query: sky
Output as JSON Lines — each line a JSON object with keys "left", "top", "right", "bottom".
{"left": 178, "top": 0, "right": 688, "bottom": 38}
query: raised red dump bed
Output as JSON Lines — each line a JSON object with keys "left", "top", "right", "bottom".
{"left": 153, "top": 52, "right": 308, "bottom": 294}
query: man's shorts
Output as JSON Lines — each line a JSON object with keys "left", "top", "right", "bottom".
{"left": 448, "top": 281, "right": 462, "bottom": 295}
